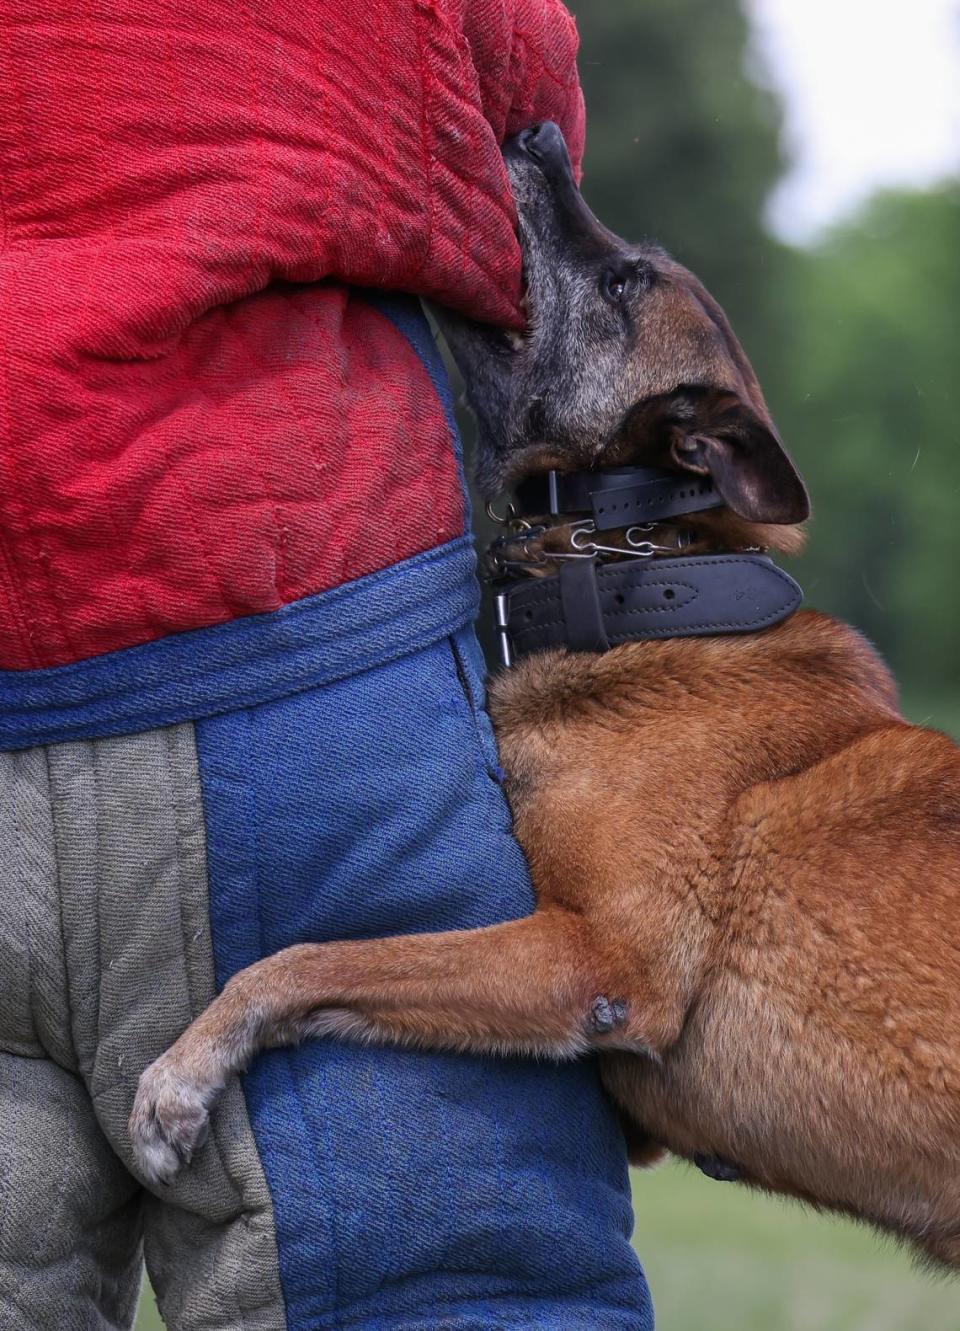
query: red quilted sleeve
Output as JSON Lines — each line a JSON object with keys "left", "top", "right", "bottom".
{"left": 461, "top": 0, "right": 585, "bottom": 178}
{"left": 0, "top": 0, "right": 586, "bottom": 666}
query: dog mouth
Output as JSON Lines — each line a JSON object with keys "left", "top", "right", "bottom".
{"left": 499, "top": 126, "right": 568, "bottom": 351}
{"left": 502, "top": 268, "right": 532, "bottom": 351}
{"left": 494, "top": 260, "right": 533, "bottom": 354}
{"left": 501, "top": 206, "right": 544, "bottom": 353}
{"left": 500, "top": 121, "right": 615, "bottom": 355}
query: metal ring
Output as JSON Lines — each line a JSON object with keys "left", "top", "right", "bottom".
{"left": 485, "top": 499, "right": 518, "bottom": 526}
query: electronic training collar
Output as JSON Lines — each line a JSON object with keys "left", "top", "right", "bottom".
{"left": 488, "top": 465, "right": 803, "bottom": 668}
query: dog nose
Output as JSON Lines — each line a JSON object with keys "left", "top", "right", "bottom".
{"left": 515, "top": 120, "right": 567, "bottom": 166}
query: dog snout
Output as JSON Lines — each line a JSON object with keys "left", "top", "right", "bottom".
{"left": 506, "top": 121, "right": 572, "bottom": 177}
{"left": 516, "top": 121, "right": 567, "bottom": 164}
{"left": 505, "top": 122, "right": 620, "bottom": 261}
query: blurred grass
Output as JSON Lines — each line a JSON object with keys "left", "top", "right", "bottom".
{"left": 135, "top": 1284, "right": 162, "bottom": 1331}
{"left": 134, "top": 1161, "right": 960, "bottom": 1329}
{"left": 632, "top": 1162, "right": 960, "bottom": 1330}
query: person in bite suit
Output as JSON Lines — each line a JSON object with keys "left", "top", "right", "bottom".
{"left": 0, "top": 3, "right": 654, "bottom": 1328}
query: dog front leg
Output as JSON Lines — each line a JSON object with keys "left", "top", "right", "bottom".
{"left": 129, "top": 909, "right": 625, "bottom": 1183}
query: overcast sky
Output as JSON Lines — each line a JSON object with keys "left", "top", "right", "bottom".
{"left": 746, "top": 0, "right": 960, "bottom": 241}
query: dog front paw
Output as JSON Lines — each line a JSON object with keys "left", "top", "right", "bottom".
{"left": 129, "top": 1056, "right": 216, "bottom": 1186}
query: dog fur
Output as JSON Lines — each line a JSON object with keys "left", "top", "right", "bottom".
{"left": 130, "top": 125, "right": 960, "bottom": 1269}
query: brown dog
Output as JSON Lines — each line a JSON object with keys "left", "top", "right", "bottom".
{"left": 130, "top": 125, "right": 960, "bottom": 1269}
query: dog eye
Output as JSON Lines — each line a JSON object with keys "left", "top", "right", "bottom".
{"left": 601, "top": 263, "right": 653, "bottom": 306}
{"left": 601, "top": 270, "right": 631, "bottom": 304}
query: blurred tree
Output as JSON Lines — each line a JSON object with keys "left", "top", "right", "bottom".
{"left": 569, "top": 0, "right": 788, "bottom": 363}
{"left": 772, "top": 183, "right": 960, "bottom": 714}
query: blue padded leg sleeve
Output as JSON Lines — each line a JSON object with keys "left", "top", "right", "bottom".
{"left": 196, "top": 624, "right": 654, "bottom": 1331}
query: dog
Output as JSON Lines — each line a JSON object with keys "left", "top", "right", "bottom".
{"left": 130, "top": 122, "right": 960, "bottom": 1269}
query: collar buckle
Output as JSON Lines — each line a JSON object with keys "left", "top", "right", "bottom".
{"left": 494, "top": 591, "right": 514, "bottom": 669}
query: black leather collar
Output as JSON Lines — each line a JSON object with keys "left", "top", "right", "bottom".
{"left": 514, "top": 465, "right": 723, "bottom": 531}
{"left": 492, "top": 462, "right": 801, "bottom": 667}
{"left": 494, "top": 553, "right": 802, "bottom": 666}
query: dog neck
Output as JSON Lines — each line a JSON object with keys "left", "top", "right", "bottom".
{"left": 488, "top": 464, "right": 803, "bottom": 667}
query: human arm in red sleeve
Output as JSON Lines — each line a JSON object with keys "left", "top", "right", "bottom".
{"left": 463, "top": 0, "right": 585, "bottom": 179}
{"left": 0, "top": 0, "right": 585, "bottom": 667}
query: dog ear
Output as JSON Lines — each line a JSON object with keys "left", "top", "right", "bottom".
{"left": 669, "top": 395, "right": 810, "bottom": 524}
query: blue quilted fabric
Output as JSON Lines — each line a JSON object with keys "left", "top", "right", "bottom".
{"left": 197, "top": 622, "right": 653, "bottom": 1329}
{"left": 195, "top": 295, "right": 653, "bottom": 1331}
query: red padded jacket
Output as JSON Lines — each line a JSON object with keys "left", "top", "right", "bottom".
{"left": 0, "top": 0, "right": 583, "bottom": 669}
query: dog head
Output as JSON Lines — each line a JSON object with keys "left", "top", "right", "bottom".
{"left": 437, "top": 121, "right": 809, "bottom": 528}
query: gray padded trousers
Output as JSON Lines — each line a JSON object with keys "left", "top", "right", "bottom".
{"left": 0, "top": 726, "right": 287, "bottom": 1331}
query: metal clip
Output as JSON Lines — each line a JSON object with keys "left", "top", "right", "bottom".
{"left": 569, "top": 521, "right": 660, "bottom": 559}
{"left": 485, "top": 499, "right": 534, "bottom": 531}
{"left": 622, "top": 526, "right": 662, "bottom": 557}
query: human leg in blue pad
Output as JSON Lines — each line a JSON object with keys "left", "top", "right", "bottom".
{"left": 184, "top": 282, "right": 654, "bottom": 1321}
{"left": 197, "top": 623, "right": 652, "bottom": 1330}
{"left": 186, "top": 286, "right": 650, "bottom": 1319}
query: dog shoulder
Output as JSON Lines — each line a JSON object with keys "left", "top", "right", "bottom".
{"left": 768, "top": 609, "right": 901, "bottom": 716}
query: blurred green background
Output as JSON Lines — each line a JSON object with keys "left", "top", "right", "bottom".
{"left": 138, "top": 1, "right": 960, "bottom": 1326}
